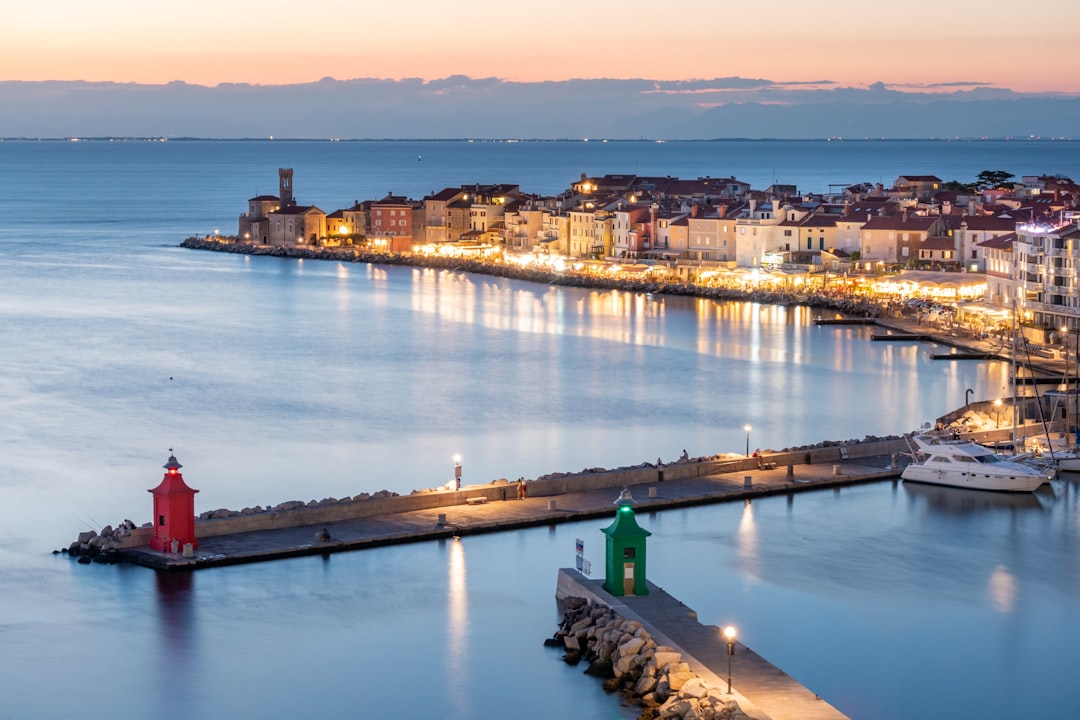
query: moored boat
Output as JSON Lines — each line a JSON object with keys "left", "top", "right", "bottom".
{"left": 901, "top": 435, "right": 1054, "bottom": 492}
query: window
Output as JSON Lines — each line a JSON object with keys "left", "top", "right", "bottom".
{"left": 784, "top": 230, "right": 792, "bottom": 237}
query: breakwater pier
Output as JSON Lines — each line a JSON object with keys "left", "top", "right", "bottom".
{"left": 107, "top": 443, "right": 905, "bottom": 570}
{"left": 554, "top": 568, "right": 849, "bottom": 720}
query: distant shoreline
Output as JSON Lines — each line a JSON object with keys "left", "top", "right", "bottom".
{"left": 179, "top": 236, "right": 883, "bottom": 316}
{"left": 6, "top": 136, "right": 1077, "bottom": 143}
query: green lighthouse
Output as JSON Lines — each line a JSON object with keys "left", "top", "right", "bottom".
{"left": 602, "top": 487, "right": 652, "bottom": 596}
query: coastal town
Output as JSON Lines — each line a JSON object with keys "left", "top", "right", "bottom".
{"left": 202, "top": 166, "right": 1080, "bottom": 347}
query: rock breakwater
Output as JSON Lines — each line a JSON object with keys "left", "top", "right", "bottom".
{"left": 548, "top": 596, "right": 751, "bottom": 720}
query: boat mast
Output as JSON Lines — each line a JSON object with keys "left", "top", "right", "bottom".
{"left": 1012, "top": 301, "right": 1019, "bottom": 446}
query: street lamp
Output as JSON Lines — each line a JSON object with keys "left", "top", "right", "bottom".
{"left": 453, "top": 454, "right": 462, "bottom": 491}
{"left": 965, "top": 388, "right": 973, "bottom": 409}
{"left": 722, "top": 625, "right": 737, "bottom": 694}
{"left": 743, "top": 424, "right": 752, "bottom": 457}
{"left": 994, "top": 399, "right": 1003, "bottom": 428}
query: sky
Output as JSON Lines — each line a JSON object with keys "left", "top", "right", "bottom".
{"left": 6, "top": 0, "right": 1080, "bottom": 93}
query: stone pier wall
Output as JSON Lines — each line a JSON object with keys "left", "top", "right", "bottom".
{"left": 107, "top": 437, "right": 907, "bottom": 546}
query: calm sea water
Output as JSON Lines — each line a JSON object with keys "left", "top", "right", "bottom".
{"left": 1, "top": 140, "right": 1078, "bottom": 719}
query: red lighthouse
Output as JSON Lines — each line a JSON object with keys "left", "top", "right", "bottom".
{"left": 148, "top": 453, "right": 199, "bottom": 553}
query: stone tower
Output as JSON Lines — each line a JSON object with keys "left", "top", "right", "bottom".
{"left": 279, "top": 168, "right": 294, "bottom": 208}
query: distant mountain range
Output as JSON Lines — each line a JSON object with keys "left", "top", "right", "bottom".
{"left": 2, "top": 76, "right": 1077, "bottom": 140}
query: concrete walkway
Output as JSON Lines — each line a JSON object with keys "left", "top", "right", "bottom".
{"left": 122, "top": 458, "right": 900, "bottom": 570}
{"left": 558, "top": 569, "right": 848, "bottom": 720}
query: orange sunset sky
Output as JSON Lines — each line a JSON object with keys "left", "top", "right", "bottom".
{"left": 5, "top": 0, "right": 1080, "bottom": 93}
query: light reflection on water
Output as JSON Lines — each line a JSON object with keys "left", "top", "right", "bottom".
{"left": 5, "top": 479, "right": 1073, "bottom": 719}
{"left": 3, "top": 139, "right": 1080, "bottom": 719}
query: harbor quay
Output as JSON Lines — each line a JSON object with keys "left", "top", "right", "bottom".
{"left": 103, "top": 443, "right": 906, "bottom": 571}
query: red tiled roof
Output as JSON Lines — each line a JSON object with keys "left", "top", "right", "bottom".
{"left": 977, "top": 233, "right": 1016, "bottom": 250}
{"left": 920, "top": 237, "right": 956, "bottom": 250}
{"left": 862, "top": 214, "right": 937, "bottom": 231}
{"left": 961, "top": 216, "right": 1016, "bottom": 231}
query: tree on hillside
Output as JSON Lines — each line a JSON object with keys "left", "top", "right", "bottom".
{"left": 942, "top": 179, "right": 976, "bottom": 192}
{"left": 974, "top": 170, "right": 1015, "bottom": 191}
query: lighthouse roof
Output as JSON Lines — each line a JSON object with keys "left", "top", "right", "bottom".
{"left": 602, "top": 504, "right": 651, "bottom": 539}
{"left": 148, "top": 454, "right": 199, "bottom": 496}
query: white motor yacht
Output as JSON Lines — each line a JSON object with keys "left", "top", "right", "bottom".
{"left": 901, "top": 435, "right": 1054, "bottom": 492}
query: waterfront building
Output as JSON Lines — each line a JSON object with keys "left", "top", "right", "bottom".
{"left": 733, "top": 198, "right": 779, "bottom": 267}
{"left": 1013, "top": 216, "right": 1080, "bottom": 332}
{"left": 341, "top": 200, "right": 372, "bottom": 241}
{"left": 978, "top": 233, "right": 1016, "bottom": 306}
{"left": 369, "top": 193, "right": 424, "bottom": 252}
{"left": 653, "top": 208, "right": 689, "bottom": 258}
{"left": 686, "top": 203, "right": 736, "bottom": 264}
{"left": 859, "top": 211, "right": 946, "bottom": 271}
{"left": 238, "top": 193, "right": 279, "bottom": 245}
{"left": 917, "top": 236, "right": 961, "bottom": 270}
{"left": 503, "top": 202, "right": 546, "bottom": 252}
{"left": 423, "top": 186, "right": 469, "bottom": 244}
{"left": 953, "top": 215, "right": 1017, "bottom": 272}
{"left": 269, "top": 204, "right": 327, "bottom": 246}
{"left": 538, "top": 209, "right": 570, "bottom": 255}
{"left": 567, "top": 206, "right": 599, "bottom": 258}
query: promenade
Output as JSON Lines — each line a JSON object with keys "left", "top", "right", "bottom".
{"left": 122, "top": 457, "right": 900, "bottom": 570}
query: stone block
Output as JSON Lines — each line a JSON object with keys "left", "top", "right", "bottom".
{"left": 679, "top": 678, "right": 709, "bottom": 699}
{"left": 617, "top": 636, "right": 646, "bottom": 658}
{"left": 667, "top": 670, "right": 696, "bottom": 691}
{"left": 634, "top": 672, "right": 658, "bottom": 696}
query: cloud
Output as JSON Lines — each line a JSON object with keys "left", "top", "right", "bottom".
{"left": 0, "top": 76, "right": 1076, "bottom": 139}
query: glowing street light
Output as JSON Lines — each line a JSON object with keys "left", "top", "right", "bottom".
{"left": 994, "top": 399, "right": 1003, "bottom": 428}
{"left": 744, "top": 424, "right": 752, "bottom": 457}
{"left": 722, "top": 625, "right": 737, "bottom": 694}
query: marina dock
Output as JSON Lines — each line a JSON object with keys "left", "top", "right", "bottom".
{"left": 120, "top": 458, "right": 900, "bottom": 570}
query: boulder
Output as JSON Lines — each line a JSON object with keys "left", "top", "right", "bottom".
{"left": 634, "top": 672, "right": 659, "bottom": 696}
{"left": 77, "top": 531, "right": 97, "bottom": 544}
{"left": 679, "top": 678, "right": 709, "bottom": 699}
{"left": 667, "top": 670, "right": 697, "bottom": 692}
{"left": 562, "top": 596, "right": 588, "bottom": 611}
{"left": 651, "top": 650, "right": 682, "bottom": 671}
{"left": 616, "top": 636, "right": 647, "bottom": 658}
{"left": 584, "top": 659, "right": 613, "bottom": 677}
{"left": 613, "top": 653, "right": 636, "bottom": 678}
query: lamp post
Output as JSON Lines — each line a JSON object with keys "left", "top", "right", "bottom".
{"left": 965, "top": 388, "right": 973, "bottom": 409}
{"left": 453, "top": 454, "right": 462, "bottom": 491}
{"left": 722, "top": 625, "right": 737, "bottom": 694}
{"left": 994, "top": 399, "right": 1003, "bottom": 429}
{"left": 744, "top": 424, "right": 752, "bottom": 457}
